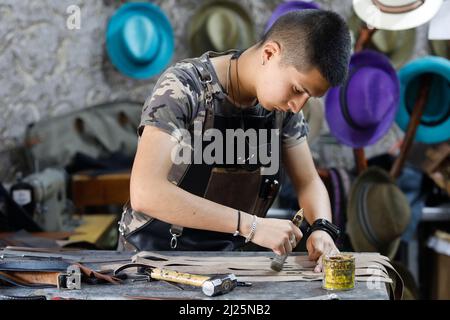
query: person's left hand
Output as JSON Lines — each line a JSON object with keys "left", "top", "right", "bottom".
{"left": 306, "top": 230, "right": 340, "bottom": 273}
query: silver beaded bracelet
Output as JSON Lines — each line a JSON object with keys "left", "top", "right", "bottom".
{"left": 244, "top": 215, "right": 257, "bottom": 243}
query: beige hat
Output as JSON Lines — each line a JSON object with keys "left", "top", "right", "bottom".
{"left": 348, "top": 10, "right": 416, "bottom": 68}
{"left": 353, "top": 0, "right": 443, "bottom": 31}
{"left": 302, "top": 97, "right": 324, "bottom": 144}
{"left": 430, "top": 40, "right": 450, "bottom": 59}
{"left": 188, "top": 1, "right": 255, "bottom": 57}
{"left": 346, "top": 167, "right": 411, "bottom": 260}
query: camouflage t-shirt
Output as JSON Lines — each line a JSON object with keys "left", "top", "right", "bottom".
{"left": 139, "top": 51, "right": 309, "bottom": 148}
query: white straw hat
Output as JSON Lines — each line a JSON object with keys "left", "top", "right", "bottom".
{"left": 352, "top": 0, "right": 443, "bottom": 30}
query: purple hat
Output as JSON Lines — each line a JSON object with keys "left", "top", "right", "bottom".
{"left": 265, "top": 1, "right": 320, "bottom": 32}
{"left": 325, "top": 50, "right": 400, "bottom": 148}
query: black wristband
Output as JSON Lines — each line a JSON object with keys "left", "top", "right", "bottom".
{"left": 233, "top": 210, "right": 241, "bottom": 237}
{"left": 307, "top": 219, "right": 341, "bottom": 241}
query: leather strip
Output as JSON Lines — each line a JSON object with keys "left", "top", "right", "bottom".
{"left": 132, "top": 251, "right": 391, "bottom": 264}
{"left": 116, "top": 252, "right": 398, "bottom": 286}
{"left": 114, "top": 263, "right": 154, "bottom": 276}
{"left": 0, "top": 260, "right": 71, "bottom": 272}
{"left": 372, "top": 0, "right": 424, "bottom": 14}
{"left": 1, "top": 247, "right": 132, "bottom": 263}
{"left": 74, "top": 263, "right": 122, "bottom": 285}
{"left": 237, "top": 276, "right": 392, "bottom": 283}
{"left": 0, "top": 271, "right": 55, "bottom": 288}
{"left": 166, "top": 58, "right": 218, "bottom": 243}
{"left": 0, "top": 294, "right": 47, "bottom": 300}
{"left": 1, "top": 271, "right": 60, "bottom": 286}
{"left": 0, "top": 260, "right": 121, "bottom": 287}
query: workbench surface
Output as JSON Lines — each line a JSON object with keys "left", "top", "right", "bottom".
{"left": 0, "top": 250, "right": 389, "bottom": 300}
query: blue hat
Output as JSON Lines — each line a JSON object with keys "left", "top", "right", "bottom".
{"left": 396, "top": 56, "right": 450, "bottom": 144}
{"left": 106, "top": 2, "right": 174, "bottom": 79}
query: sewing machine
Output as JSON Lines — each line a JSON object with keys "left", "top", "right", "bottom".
{"left": 10, "top": 168, "right": 72, "bottom": 231}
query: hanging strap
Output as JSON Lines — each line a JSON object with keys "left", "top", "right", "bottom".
{"left": 372, "top": 0, "right": 424, "bottom": 14}
{"left": 167, "top": 58, "right": 218, "bottom": 249}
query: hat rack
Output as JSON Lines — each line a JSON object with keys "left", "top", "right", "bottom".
{"left": 389, "top": 75, "right": 432, "bottom": 178}
{"left": 353, "top": 24, "right": 433, "bottom": 180}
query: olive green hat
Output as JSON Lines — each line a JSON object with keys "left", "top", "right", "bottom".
{"left": 188, "top": 1, "right": 255, "bottom": 57}
{"left": 302, "top": 97, "right": 324, "bottom": 145}
{"left": 346, "top": 167, "right": 411, "bottom": 260}
{"left": 430, "top": 40, "right": 450, "bottom": 59}
{"left": 348, "top": 10, "right": 416, "bottom": 69}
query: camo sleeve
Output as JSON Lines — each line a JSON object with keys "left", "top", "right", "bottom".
{"left": 138, "top": 67, "right": 199, "bottom": 140}
{"left": 282, "top": 111, "right": 310, "bottom": 148}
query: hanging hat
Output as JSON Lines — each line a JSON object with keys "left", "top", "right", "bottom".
{"left": 352, "top": 0, "right": 443, "bottom": 31}
{"left": 395, "top": 56, "right": 450, "bottom": 144}
{"left": 106, "top": 2, "right": 174, "bottom": 79}
{"left": 430, "top": 40, "right": 450, "bottom": 59}
{"left": 348, "top": 10, "right": 415, "bottom": 69}
{"left": 302, "top": 97, "right": 324, "bottom": 144}
{"left": 428, "top": 0, "right": 450, "bottom": 59}
{"left": 346, "top": 167, "right": 411, "bottom": 260}
{"left": 265, "top": 1, "right": 320, "bottom": 33}
{"left": 188, "top": 1, "right": 255, "bottom": 57}
{"left": 325, "top": 50, "right": 400, "bottom": 148}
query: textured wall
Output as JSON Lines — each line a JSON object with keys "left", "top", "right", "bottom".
{"left": 0, "top": 0, "right": 434, "bottom": 181}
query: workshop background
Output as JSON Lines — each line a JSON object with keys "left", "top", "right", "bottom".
{"left": 0, "top": 0, "right": 449, "bottom": 300}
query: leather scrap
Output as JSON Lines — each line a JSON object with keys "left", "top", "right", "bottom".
{"left": 113, "top": 251, "right": 403, "bottom": 299}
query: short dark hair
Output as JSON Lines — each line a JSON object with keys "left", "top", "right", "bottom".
{"left": 259, "top": 9, "right": 351, "bottom": 87}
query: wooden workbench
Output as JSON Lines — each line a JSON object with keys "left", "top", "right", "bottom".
{"left": 0, "top": 250, "right": 390, "bottom": 300}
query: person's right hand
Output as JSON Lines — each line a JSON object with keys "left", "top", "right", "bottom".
{"left": 250, "top": 217, "right": 302, "bottom": 255}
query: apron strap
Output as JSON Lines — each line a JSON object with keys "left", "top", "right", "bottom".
{"left": 168, "top": 58, "right": 218, "bottom": 247}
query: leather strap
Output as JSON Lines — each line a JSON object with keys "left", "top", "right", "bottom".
{"left": 166, "top": 57, "right": 218, "bottom": 245}
{"left": 114, "top": 263, "right": 154, "bottom": 276}
{"left": 0, "top": 260, "right": 71, "bottom": 272}
{"left": 0, "top": 260, "right": 122, "bottom": 287}
{"left": 116, "top": 251, "right": 400, "bottom": 295}
{"left": 0, "top": 271, "right": 55, "bottom": 288}
{"left": 372, "top": 0, "right": 424, "bottom": 14}
{"left": 1, "top": 247, "right": 131, "bottom": 264}
{"left": 0, "top": 294, "right": 47, "bottom": 300}
{"left": 75, "top": 263, "right": 122, "bottom": 285}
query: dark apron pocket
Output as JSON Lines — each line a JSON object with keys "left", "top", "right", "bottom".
{"left": 204, "top": 167, "right": 262, "bottom": 213}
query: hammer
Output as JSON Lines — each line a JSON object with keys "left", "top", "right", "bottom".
{"left": 149, "top": 268, "right": 239, "bottom": 297}
{"left": 270, "top": 208, "right": 304, "bottom": 272}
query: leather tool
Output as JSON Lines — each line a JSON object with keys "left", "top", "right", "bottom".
{"left": 270, "top": 208, "right": 304, "bottom": 271}
{"left": 114, "top": 263, "right": 238, "bottom": 297}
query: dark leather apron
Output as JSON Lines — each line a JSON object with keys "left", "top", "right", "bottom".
{"left": 118, "top": 56, "right": 283, "bottom": 252}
